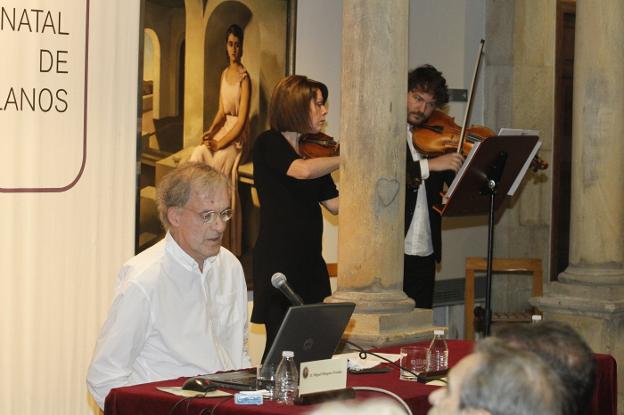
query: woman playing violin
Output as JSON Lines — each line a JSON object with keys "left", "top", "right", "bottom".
{"left": 404, "top": 65, "right": 464, "bottom": 309}
{"left": 251, "top": 75, "right": 339, "bottom": 360}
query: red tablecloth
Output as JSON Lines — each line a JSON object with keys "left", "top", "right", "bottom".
{"left": 104, "top": 340, "right": 616, "bottom": 415}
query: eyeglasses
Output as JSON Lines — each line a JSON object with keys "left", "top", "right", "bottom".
{"left": 184, "top": 207, "right": 233, "bottom": 225}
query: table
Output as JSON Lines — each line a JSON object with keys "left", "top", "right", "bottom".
{"left": 104, "top": 340, "right": 616, "bottom": 415}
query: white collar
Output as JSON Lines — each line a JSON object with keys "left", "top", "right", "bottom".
{"left": 165, "top": 232, "right": 218, "bottom": 275}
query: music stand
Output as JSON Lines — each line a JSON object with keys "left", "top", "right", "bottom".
{"left": 435, "top": 135, "right": 539, "bottom": 336}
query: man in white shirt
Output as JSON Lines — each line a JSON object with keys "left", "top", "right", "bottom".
{"left": 404, "top": 65, "right": 464, "bottom": 308}
{"left": 87, "top": 162, "right": 251, "bottom": 410}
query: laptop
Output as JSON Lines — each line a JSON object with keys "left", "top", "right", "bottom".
{"left": 203, "top": 302, "right": 356, "bottom": 390}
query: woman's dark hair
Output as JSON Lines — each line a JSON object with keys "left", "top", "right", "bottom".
{"left": 225, "top": 24, "right": 244, "bottom": 59}
{"left": 226, "top": 24, "right": 244, "bottom": 43}
{"left": 408, "top": 64, "right": 449, "bottom": 107}
{"left": 269, "top": 75, "right": 328, "bottom": 133}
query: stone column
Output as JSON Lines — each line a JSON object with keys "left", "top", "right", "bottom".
{"left": 564, "top": 1, "right": 624, "bottom": 283}
{"left": 531, "top": 0, "right": 624, "bottom": 411}
{"left": 182, "top": 0, "right": 205, "bottom": 148}
{"left": 325, "top": 0, "right": 434, "bottom": 347}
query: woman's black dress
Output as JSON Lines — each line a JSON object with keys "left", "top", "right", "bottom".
{"left": 250, "top": 130, "right": 338, "bottom": 354}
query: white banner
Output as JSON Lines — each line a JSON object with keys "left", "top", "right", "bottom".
{"left": 0, "top": 1, "right": 138, "bottom": 414}
{"left": 1, "top": 1, "right": 87, "bottom": 191}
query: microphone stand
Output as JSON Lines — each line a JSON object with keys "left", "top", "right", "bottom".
{"left": 481, "top": 152, "right": 507, "bottom": 336}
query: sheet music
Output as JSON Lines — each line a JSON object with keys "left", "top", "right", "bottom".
{"left": 507, "top": 140, "right": 542, "bottom": 196}
{"left": 497, "top": 128, "right": 539, "bottom": 137}
{"left": 498, "top": 128, "right": 542, "bottom": 196}
{"left": 442, "top": 129, "right": 541, "bottom": 205}
{"left": 442, "top": 142, "right": 481, "bottom": 205}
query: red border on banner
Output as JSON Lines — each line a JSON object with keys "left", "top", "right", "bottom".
{"left": 1, "top": 0, "right": 90, "bottom": 193}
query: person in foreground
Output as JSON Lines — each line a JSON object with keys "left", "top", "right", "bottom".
{"left": 495, "top": 320, "right": 596, "bottom": 415}
{"left": 404, "top": 65, "right": 464, "bottom": 309}
{"left": 86, "top": 162, "right": 250, "bottom": 410}
{"left": 251, "top": 75, "right": 339, "bottom": 360}
{"left": 428, "top": 337, "right": 564, "bottom": 415}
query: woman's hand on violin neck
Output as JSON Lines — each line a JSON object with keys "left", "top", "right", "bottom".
{"left": 427, "top": 152, "right": 464, "bottom": 173}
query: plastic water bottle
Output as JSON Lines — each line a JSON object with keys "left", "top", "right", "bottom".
{"left": 274, "top": 350, "right": 298, "bottom": 405}
{"left": 428, "top": 329, "right": 448, "bottom": 371}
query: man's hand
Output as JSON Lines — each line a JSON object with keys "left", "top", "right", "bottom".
{"left": 428, "top": 152, "right": 464, "bottom": 173}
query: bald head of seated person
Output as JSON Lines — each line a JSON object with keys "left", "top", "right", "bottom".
{"left": 86, "top": 162, "right": 250, "bottom": 410}
{"left": 428, "top": 337, "right": 565, "bottom": 415}
{"left": 495, "top": 320, "right": 596, "bottom": 415}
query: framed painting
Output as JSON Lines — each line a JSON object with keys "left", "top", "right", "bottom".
{"left": 136, "top": 0, "right": 297, "bottom": 256}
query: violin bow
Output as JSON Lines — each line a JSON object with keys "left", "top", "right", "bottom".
{"left": 457, "top": 39, "right": 486, "bottom": 154}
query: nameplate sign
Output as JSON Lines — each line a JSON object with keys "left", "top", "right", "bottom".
{"left": 299, "top": 358, "right": 347, "bottom": 396}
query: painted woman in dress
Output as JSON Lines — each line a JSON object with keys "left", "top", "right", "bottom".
{"left": 190, "top": 23, "right": 250, "bottom": 256}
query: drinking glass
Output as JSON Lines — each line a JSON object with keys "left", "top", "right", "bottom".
{"left": 399, "top": 346, "right": 428, "bottom": 381}
{"left": 256, "top": 363, "right": 276, "bottom": 399}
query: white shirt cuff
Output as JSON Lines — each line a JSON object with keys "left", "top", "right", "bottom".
{"left": 419, "top": 159, "right": 430, "bottom": 180}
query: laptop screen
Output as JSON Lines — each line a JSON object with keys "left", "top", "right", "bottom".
{"left": 203, "top": 302, "right": 355, "bottom": 390}
{"left": 264, "top": 302, "right": 356, "bottom": 369}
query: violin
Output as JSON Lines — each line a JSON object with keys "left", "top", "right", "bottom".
{"left": 299, "top": 132, "right": 340, "bottom": 159}
{"left": 412, "top": 110, "right": 493, "bottom": 157}
{"left": 412, "top": 110, "right": 548, "bottom": 172}
{"left": 411, "top": 39, "right": 547, "bottom": 172}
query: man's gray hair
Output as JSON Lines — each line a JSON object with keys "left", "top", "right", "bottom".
{"left": 156, "top": 162, "right": 229, "bottom": 230}
{"left": 495, "top": 320, "right": 595, "bottom": 415}
{"left": 460, "top": 337, "right": 564, "bottom": 415}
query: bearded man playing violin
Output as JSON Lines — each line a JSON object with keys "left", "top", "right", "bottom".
{"left": 404, "top": 65, "right": 464, "bottom": 309}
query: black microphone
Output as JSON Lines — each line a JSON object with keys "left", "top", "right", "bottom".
{"left": 271, "top": 272, "right": 304, "bottom": 306}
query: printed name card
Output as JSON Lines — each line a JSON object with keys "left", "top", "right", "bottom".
{"left": 298, "top": 358, "right": 347, "bottom": 396}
